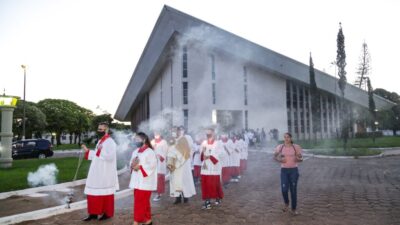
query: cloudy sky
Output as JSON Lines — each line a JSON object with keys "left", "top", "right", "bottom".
{"left": 0, "top": 0, "right": 399, "bottom": 120}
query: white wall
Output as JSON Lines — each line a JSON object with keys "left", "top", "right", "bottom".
{"left": 147, "top": 42, "right": 288, "bottom": 138}
{"left": 247, "top": 66, "right": 287, "bottom": 138}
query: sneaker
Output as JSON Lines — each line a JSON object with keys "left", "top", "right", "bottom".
{"left": 291, "top": 209, "right": 299, "bottom": 215}
{"left": 238, "top": 175, "right": 242, "bottom": 179}
{"left": 234, "top": 179, "right": 239, "bottom": 183}
{"left": 282, "top": 205, "right": 289, "bottom": 212}
{"left": 214, "top": 199, "right": 222, "bottom": 205}
{"left": 201, "top": 201, "right": 212, "bottom": 210}
{"left": 152, "top": 195, "right": 161, "bottom": 202}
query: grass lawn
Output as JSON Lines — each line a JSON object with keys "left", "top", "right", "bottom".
{"left": 0, "top": 157, "right": 90, "bottom": 193}
{"left": 53, "top": 143, "right": 96, "bottom": 151}
{"left": 296, "top": 136, "right": 400, "bottom": 149}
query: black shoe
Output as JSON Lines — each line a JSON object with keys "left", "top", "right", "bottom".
{"left": 98, "top": 214, "right": 110, "bottom": 220}
{"left": 183, "top": 197, "right": 189, "bottom": 203}
{"left": 173, "top": 196, "right": 182, "bottom": 204}
{"left": 201, "top": 200, "right": 212, "bottom": 210}
{"left": 82, "top": 214, "right": 97, "bottom": 221}
{"left": 142, "top": 222, "right": 153, "bottom": 225}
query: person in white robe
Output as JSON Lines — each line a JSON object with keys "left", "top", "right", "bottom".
{"left": 150, "top": 131, "right": 168, "bottom": 201}
{"left": 81, "top": 122, "right": 119, "bottom": 221}
{"left": 129, "top": 132, "right": 157, "bottom": 225}
{"left": 167, "top": 128, "right": 196, "bottom": 204}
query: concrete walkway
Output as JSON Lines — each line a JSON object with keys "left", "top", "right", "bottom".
{"left": 8, "top": 152, "right": 400, "bottom": 225}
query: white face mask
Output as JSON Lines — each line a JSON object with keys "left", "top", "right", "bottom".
{"left": 171, "top": 132, "right": 177, "bottom": 138}
{"left": 155, "top": 135, "right": 161, "bottom": 139}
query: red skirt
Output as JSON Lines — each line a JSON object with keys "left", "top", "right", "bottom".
{"left": 240, "top": 159, "right": 247, "bottom": 174}
{"left": 87, "top": 194, "right": 114, "bottom": 217}
{"left": 231, "top": 166, "right": 240, "bottom": 177}
{"left": 201, "top": 175, "right": 224, "bottom": 200}
{"left": 221, "top": 167, "right": 231, "bottom": 183}
{"left": 157, "top": 174, "right": 165, "bottom": 194}
{"left": 133, "top": 189, "right": 152, "bottom": 223}
{"left": 193, "top": 165, "right": 201, "bottom": 178}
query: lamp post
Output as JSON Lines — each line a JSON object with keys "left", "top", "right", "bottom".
{"left": 0, "top": 93, "right": 19, "bottom": 168}
{"left": 21, "top": 65, "right": 26, "bottom": 140}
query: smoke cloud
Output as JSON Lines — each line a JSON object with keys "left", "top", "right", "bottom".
{"left": 27, "top": 163, "right": 59, "bottom": 187}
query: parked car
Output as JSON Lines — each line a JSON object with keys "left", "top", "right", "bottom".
{"left": 12, "top": 139, "right": 54, "bottom": 159}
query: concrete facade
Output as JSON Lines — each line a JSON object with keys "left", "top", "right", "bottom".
{"left": 144, "top": 43, "right": 288, "bottom": 136}
{"left": 115, "top": 6, "right": 395, "bottom": 140}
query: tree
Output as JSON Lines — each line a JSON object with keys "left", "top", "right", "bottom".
{"left": 37, "top": 99, "right": 85, "bottom": 145}
{"left": 70, "top": 107, "right": 93, "bottom": 145}
{"left": 12, "top": 101, "right": 47, "bottom": 139}
{"left": 374, "top": 88, "right": 400, "bottom": 104}
{"left": 367, "top": 78, "right": 377, "bottom": 142}
{"left": 309, "top": 53, "right": 320, "bottom": 141}
{"left": 110, "top": 122, "right": 131, "bottom": 130}
{"left": 374, "top": 88, "right": 400, "bottom": 135}
{"left": 336, "top": 22, "right": 349, "bottom": 149}
{"left": 90, "top": 113, "right": 130, "bottom": 132}
{"left": 354, "top": 41, "right": 371, "bottom": 90}
{"left": 91, "top": 114, "right": 114, "bottom": 131}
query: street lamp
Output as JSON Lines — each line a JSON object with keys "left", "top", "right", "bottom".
{"left": 374, "top": 121, "right": 379, "bottom": 131}
{"left": 21, "top": 64, "right": 26, "bottom": 140}
{"left": 0, "top": 93, "right": 19, "bottom": 168}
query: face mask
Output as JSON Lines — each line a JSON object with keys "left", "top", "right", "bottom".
{"left": 155, "top": 135, "right": 161, "bottom": 140}
{"left": 97, "top": 131, "right": 106, "bottom": 138}
{"left": 171, "top": 132, "right": 177, "bottom": 138}
{"left": 135, "top": 141, "right": 144, "bottom": 148}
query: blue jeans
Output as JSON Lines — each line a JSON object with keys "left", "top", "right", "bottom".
{"left": 280, "top": 167, "right": 299, "bottom": 210}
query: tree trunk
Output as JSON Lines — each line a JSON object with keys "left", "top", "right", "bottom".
{"left": 78, "top": 133, "right": 82, "bottom": 145}
{"left": 56, "top": 132, "right": 61, "bottom": 145}
{"left": 74, "top": 133, "right": 78, "bottom": 144}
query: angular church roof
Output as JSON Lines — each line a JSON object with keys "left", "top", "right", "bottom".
{"left": 115, "top": 5, "right": 394, "bottom": 121}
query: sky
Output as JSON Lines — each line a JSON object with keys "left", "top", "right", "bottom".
{"left": 0, "top": 0, "right": 399, "bottom": 120}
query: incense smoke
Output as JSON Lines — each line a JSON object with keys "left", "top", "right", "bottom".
{"left": 27, "top": 163, "right": 59, "bottom": 187}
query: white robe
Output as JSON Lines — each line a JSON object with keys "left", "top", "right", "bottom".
{"left": 151, "top": 139, "right": 168, "bottom": 175}
{"left": 167, "top": 146, "right": 196, "bottom": 198}
{"left": 219, "top": 140, "right": 233, "bottom": 168}
{"left": 192, "top": 144, "right": 202, "bottom": 166}
{"left": 84, "top": 137, "right": 120, "bottom": 195}
{"left": 240, "top": 139, "right": 248, "bottom": 160}
{"left": 129, "top": 147, "right": 158, "bottom": 191}
{"left": 200, "top": 140, "right": 223, "bottom": 175}
{"left": 230, "top": 140, "right": 241, "bottom": 167}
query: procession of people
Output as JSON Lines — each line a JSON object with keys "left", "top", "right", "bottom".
{"left": 81, "top": 122, "right": 303, "bottom": 224}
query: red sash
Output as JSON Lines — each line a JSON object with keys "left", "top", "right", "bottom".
{"left": 138, "top": 144, "right": 149, "bottom": 153}
{"left": 96, "top": 134, "right": 110, "bottom": 157}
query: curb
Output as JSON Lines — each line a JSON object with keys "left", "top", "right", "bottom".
{"left": 248, "top": 149, "right": 400, "bottom": 159}
{"left": 0, "top": 167, "right": 128, "bottom": 200}
{"left": 0, "top": 188, "right": 133, "bottom": 225}
{"left": 303, "top": 152, "right": 400, "bottom": 159}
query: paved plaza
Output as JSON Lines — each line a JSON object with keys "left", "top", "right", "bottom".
{"left": 16, "top": 152, "right": 400, "bottom": 225}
